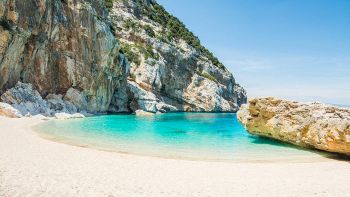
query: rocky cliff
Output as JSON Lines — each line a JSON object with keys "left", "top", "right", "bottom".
{"left": 108, "top": 0, "right": 246, "bottom": 112}
{"left": 0, "top": 0, "right": 129, "bottom": 114}
{"left": 237, "top": 98, "right": 350, "bottom": 155}
{"left": 0, "top": 0, "right": 246, "bottom": 116}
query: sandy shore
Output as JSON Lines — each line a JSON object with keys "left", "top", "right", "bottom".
{"left": 0, "top": 117, "right": 349, "bottom": 196}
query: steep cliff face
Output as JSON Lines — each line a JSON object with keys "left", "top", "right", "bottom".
{"left": 237, "top": 98, "right": 350, "bottom": 155}
{"left": 0, "top": 0, "right": 129, "bottom": 113}
{"left": 0, "top": 0, "right": 246, "bottom": 115}
{"left": 109, "top": 0, "right": 247, "bottom": 112}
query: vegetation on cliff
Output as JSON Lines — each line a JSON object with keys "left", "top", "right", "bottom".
{"left": 107, "top": 0, "right": 225, "bottom": 69}
{"left": 148, "top": 2, "right": 225, "bottom": 69}
{"left": 104, "top": 0, "right": 246, "bottom": 112}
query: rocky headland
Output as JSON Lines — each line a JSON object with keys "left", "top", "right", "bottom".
{"left": 0, "top": 0, "right": 246, "bottom": 118}
{"left": 237, "top": 97, "right": 350, "bottom": 155}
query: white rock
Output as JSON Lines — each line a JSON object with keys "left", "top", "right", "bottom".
{"left": 54, "top": 113, "right": 85, "bottom": 120}
{"left": 0, "top": 82, "right": 51, "bottom": 116}
{"left": 80, "top": 111, "right": 94, "bottom": 117}
{"left": 110, "top": 2, "right": 247, "bottom": 113}
{"left": 0, "top": 102, "right": 23, "bottom": 118}
{"left": 32, "top": 114, "right": 51, "bottom": 120}
{"left": 135, "top": 110, "right": 154, "bottom": 116}
{"left": 71, "top": 113, "right": 86, "bottom": 119}
{"left": 128, "top": 81, "right": 178, "bottom": 113}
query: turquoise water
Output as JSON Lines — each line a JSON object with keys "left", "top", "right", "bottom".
{"left": 34, "top": 113, "right": 324, "bottom": 161}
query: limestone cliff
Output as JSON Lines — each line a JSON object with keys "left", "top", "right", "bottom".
{"left": 237, "top": 98, "right": 350, "bottom": 155}
{"left": 0, "top": 0, "right": 246, "bottom": 115}
{"left": 109, "top": 0, "right": 246, "bottom": 112}
{"left": 0, "top": 0, "right": 129, "bottom": 113}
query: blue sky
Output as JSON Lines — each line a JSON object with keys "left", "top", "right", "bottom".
{"left": 157, "top": 0, "right": 350, "bottom": 105}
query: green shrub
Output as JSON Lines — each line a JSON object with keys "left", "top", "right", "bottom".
{"left": 129, "top": 73, "right": 136, "bottom": 80}
{"left": 143, "top": 25, "right": 156, "bottom": 38}
{"left": 105, "top": 0, "right": 114, "bottom": 10}
{"left": 123, "top": 19, "right": 140, "bottom": 31}
{"left": 119, "top": 44, "right": 141, "bottom": 67}
{"left": 133, "top": 43, "right": 159, "bottom": 61}
{"left": 198, "top": 72, "right": 217, "bottom": 82}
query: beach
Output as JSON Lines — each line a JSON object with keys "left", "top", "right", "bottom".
{"left": 1, "top": 117, "right": 350, "bottom": 196}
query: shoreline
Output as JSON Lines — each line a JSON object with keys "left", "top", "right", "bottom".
{"left": 1, "top": 117, "right": 350, "bottom": 196}
{"left": 33, "top": 120, "right": 334, "bottom": 164}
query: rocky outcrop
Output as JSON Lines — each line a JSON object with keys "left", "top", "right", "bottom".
{"left": 135, "top": 109, "right": 154, "bottom": 116}
{"left": 1, "top": 82, "right": 75, "bottom": 116}
{"left": 0, "top": 102, "right": 22, "bottom": 118}
{"left": 127, "top": 81, "right": 177, "bottom": 113}
{"left": 1, "top": 82, "right": 52, "bottom": 116}
{"left": 109, "top": 0, "right": 247, "bottom": 112}
{"left": 237, "top": 97, "right": 350, "bottom": 155}
{"left": 0, "top": 0, "right": 246, "bottom": 115}
{"left": 54, "top": 112, "right": 85, "bottom": 120}
{"left": 0, "top": 0, "right": 129, "bottom": 113}
{"left": 1, "top": 82, "right": 88, "bottom": 117}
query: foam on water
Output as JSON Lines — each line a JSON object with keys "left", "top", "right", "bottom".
{"left": 34, "top": 113, "right": 328, "bottom": 162}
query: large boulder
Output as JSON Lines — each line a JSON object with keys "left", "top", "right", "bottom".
{"left": 63, "top": 88, "right": 88, "bottom": 112}
{"left": 46, "top": 94, "right": 77, "bottom": 114}
{"left": 127, "top": 81, "right": 177, "bottom": 113}
{"left": 54, "top": 113, "right": 85, "bottom": 120}
{"left": 0, "top": 102, "right": 22, "bottom": 118}
{"left": 135, "top": 110, "right": 154, "bottom": 117}
{"left": 0, "top": 82, "right": 51, "bottom": 116}
{"left": 237, "top": 97, "right": 350, "bottom": 155}
{"left": 0, "top": 82, "right": 82, "bottom": 117}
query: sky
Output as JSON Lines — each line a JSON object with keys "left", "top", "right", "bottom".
{"left": 157, "top": 0, "right": 350, "bottom": 105}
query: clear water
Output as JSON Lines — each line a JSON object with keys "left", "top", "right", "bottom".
{"left": 34, "top": 113, "right": 326, "bottom": 162}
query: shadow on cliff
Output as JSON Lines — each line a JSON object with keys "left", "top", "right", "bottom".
{"left": 248, "top": 135, "right": 350, "bottom": 162}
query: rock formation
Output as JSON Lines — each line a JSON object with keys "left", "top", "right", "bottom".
{"left": 135, "top": 109, "right": 154, "bottom": 116}
{"left": 0, "top": 0, "right": 129, "bottom": 114}
{"left": 0, "top": 102, "right": 22, "bottom": 118}
{"left": 237, "top": 97, "right": 350, "bottom": 155}
{"left": 0, "top": 0, "right": 246, "bottom": 116}
{"left": 1, "top": 82, "right": 75, "bottom": 116}
{"left": 109, "top": 0, "right": 247, "bottom": 112}
{"left": 54, "top": 112, "right": 85, "bottom": 120}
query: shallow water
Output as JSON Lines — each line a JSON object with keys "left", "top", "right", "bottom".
{"left": 34, "top": 113, "right": 326, "bottom": 162}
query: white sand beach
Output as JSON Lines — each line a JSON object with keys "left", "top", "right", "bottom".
{"left": 1, "top": 117, "right": 350, "bottom": 196}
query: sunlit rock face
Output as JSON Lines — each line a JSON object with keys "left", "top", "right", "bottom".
{"left": 237, "top": 97, "right": 350, "bottom": 155}
{"left": 0, "top": 0, "right": 129, "bottom": 113}
{"left": 0, "top": 0, "right": 246, "bottom": 114}
{"left": 0, "top": 102, "right": 22, "bottom": 118}
{"left": 109, "top": 0, "right": 247, "bottom": 112}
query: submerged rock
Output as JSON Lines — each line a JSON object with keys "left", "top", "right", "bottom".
{"left": 0, "top": 102, "right": 22, "bottom": 118}
{"left": 237, "top": 97, "right": 350, "bottom": 155}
